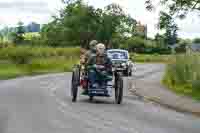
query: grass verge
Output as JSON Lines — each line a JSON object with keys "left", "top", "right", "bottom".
{"left": 0, "top": 64, "right": 27, "bottom": 79}
{"left": 0, "top": 46, "right": 79, "bottom": 80}
{"left": 0, "top": 58, "right": 78, "bottom": 80}
{"left": 162, "top": 54, "right": 200, "bottom": 101}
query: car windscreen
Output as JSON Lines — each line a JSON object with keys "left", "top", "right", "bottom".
{"left": 107, "top": 51, "right": 128, "bottom": 60}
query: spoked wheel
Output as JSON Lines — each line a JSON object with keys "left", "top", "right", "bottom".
{"left": 129, "top": 71, "right": 132, "bottom": 77}
{"left": 71, "top": 65, "right": 80, "bottom": 102}
{"left": 115, "top": 72, "right": 123, "bottom": 104}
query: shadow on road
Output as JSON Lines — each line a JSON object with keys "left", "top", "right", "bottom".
{"left": 79, "top": 98, "right": 115, "bottom": 104}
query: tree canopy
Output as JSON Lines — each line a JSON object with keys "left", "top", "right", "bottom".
{"left": 41, "top": 0, "right": 136, "bottom": 48}
{"left": 146, "top": 0, "right": 200, "bottom": 18}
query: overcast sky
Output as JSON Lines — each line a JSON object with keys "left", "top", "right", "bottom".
{"left": 0, "top": 0, "right": 200, "bottom": 39}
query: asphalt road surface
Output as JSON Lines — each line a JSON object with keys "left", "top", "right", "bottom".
{"left": 0, "top": 64, "right": 199, "bottom": 133}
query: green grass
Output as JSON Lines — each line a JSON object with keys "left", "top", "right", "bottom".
{"left": 163, "top": 54, "right": 200, "bottom": 101}
{"left": 0, "top": 46, "right": 80, "bottom": 79}
{"left": 0, "top": 58, "right": 79, "bottom": 80}
{"left": 0, "top": 64, "right": 27, "bottom": 79}
{"left": 25, "top": 57, "right": 78, "bottom": 74}
{"left": 131, "top": 53, "right": 172, "bottom": 63}
{"left": 0, "top": 46, "right": 80, "bottom": 61}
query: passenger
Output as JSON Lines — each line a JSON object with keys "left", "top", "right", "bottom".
{"left": 80, "top": 40, "right": 98, "bottom": 65}
{"left": 81, "top": 40, "right": 98, "bottom": 94}
{"left": 85, "top": 40, "right": 98, "bottom": 63}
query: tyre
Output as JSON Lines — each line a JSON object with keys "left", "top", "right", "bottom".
{"left": 129, "top": 70, "right": 132, "bottom": 77}
{"left": 71, "top": 66, "right": 80, "bottom": 102}
{"left": 124, "top": 69, "right": 129, "bottom": 77}
{"left": 89, "top": 96, "right": 94, "bottom": 102}
{"left": 115, "top": 72, "right": 123, "bottom": 104}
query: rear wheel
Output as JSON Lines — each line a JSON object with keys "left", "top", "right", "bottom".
{"left": 124, "top": 69, "right": 129, "bottom": 77}
{"left": 129, "top": 70, "right": 132, "bottom": 77}
{"left": 115, "top": 72, "right": 123, "bottom": 104}
{"left": 71, "top": 65, "right": 80, "bottom": 102}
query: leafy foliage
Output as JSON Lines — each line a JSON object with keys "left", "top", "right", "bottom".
{"left": 146, "top": 0, "right": 200, "bottom": 18}
{"left": 159, "top": 12, "right": 179, "bottom": 45}
{"left": 0, "top": 46, "right": 80, "bottom": 64}
{"left": 10, "top": 21, "right": 25, "bottom": 44}
{"left": 193, "top": 38, "right": 200, "bottom": 43}
{"left": 41, "top": 0, "right": 136, "bottom": 48}
{"left": 163, "top": 54, "right": 200, "bottom": 100}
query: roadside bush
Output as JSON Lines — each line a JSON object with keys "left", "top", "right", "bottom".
{"left": 25, "top": 57, "right": 78, "bottom": 74}
{"left": 0, "top": 57, "right": 79, "bottom": 79}
{"left": 122, "top": 37, "right": 145, "bottom": 52}
{"left": 0, "top": 46, "right": 33, "bottom": 64}
{"left": 143, "top": 47, "right": 171, "bottom": 54}
{"left": 130, "top": 53, "right": 172, "bottom": 63}
{"left": 163, "top": 54, "right": 200, "bottom": 100}
{"left": 0, "top": 46, "right": 80, "bottom": 61}
{"left": 175, "top": 44, "right": 186, "bottom": 53}
{"left": 0, "top": 64, "right": 26, "bottom": 79}
{"left": 0, "top": 42, "right": 15, "bottom": 49}
{"left": 122, "top": 37, "right": 171, "bottom": 54}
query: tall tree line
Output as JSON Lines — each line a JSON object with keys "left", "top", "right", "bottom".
{"left": 41, "top": 0, "right": 136, "bottom": 48}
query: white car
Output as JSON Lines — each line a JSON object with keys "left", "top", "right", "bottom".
{"left": 107, "top": 49, "right": 133, "bottom": 76}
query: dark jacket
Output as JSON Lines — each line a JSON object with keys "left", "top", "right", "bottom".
{"left": 85, "top": 49, "right": 96, "bottom": 63}
{"left": 87, "top": 53, "right": 112, "bottom": 75}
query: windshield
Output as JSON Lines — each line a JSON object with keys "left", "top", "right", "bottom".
{"left": 107, "top": 51, "right": 128, "bottom": 60}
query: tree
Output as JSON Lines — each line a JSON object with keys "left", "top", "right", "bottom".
{"left": 0, "top": 32, "right": 3, "bottom": 42}
{"left": 17, "top": 21, "right": 25, "bottom": 35}
{"left": 95, "top": 3, "right": 136, "bottom": 47}
{"left": 42, "top": 0, "right": 99, "bottom": 47}
{"left": 146, "top": 0, "right": 200, "bottom": 18}
{"left": 122, "top": 37, "right": 146, "bottom": 52}
{"left": 178, "top": 38, "right": 192, "bottom": 45}
{"left": 159, "top": 12, "right": 179, "bottom": 46}
{"left": 41, "top": 0, "right": 136, "bottom": 48}
{"left": 155, "top": 33, "right": 165, "bottom": 48}
{"left": 10, "top": 21, "right": 25, "bottom": 44}
{"left": 146, "top": 0, "right": 198, "bottom": 47}
{"left": 193, "top": 38, "right": 200, "bottom": 43}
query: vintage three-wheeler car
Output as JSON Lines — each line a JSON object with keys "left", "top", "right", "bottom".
{"left": 71, "top": 62, "right": 123, "bottom": 104}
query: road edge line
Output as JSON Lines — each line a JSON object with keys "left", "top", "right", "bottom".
{"left": 129, "top": 89, "right": 200, "bottom": 117}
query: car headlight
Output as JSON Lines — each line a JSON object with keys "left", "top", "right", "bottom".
{"left": 121, "top": 63, "right": 127, "bottom": 67}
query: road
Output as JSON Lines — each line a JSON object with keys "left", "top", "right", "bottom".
{"left": 0, "top": 64, "right": 199, "bottom": 133}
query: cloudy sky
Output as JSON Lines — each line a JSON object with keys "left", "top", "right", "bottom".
{"left": 0, "top": 0, "right": 200, "bottom": 39}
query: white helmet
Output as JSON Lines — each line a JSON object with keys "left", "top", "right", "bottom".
{"left": 96, "top": 43, "right": 105, "bottom": 55}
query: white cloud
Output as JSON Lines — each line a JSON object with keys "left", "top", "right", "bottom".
{"left": 0, "top": 0, "right": 62, "bottom": 27}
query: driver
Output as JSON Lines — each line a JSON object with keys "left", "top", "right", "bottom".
{"left": 87, "top": 43, "right": 112, "bottom": 89}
